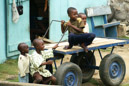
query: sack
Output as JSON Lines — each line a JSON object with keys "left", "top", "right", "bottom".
{"left": 12, "top": 0, "right": 19, "bottom": 23}
{"left": 17, "top": 0, "right": 23, "bottom": 15}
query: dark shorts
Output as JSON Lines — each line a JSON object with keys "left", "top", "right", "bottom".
{"left": 68, "top": 33, "right": 96, "bottom": 47}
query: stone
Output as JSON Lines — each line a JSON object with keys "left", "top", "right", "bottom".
{"left": 125, "top": 0, "right": 129, "bottom": 3}
{"left": 115, "top": 11, "right": 127, "bottom": 20}
{"left": 117, "top": 24, "right": 126, "bottom": 37}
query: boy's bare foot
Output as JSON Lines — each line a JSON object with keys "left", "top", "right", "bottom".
{"left": 63, "top": 45, "right": 72, "bottom": 49}
{"left": 81, "top": 43, "right": 88, "bottom": 52}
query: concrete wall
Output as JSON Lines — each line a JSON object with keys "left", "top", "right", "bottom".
{"left": 0, "top": 0, "right": 6, "bottom": 64}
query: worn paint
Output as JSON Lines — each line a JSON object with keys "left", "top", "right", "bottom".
{"left": 86, "top": 6, "right": 111, "bottom": 17}
{"left": 0, "top": 0, "right": 6, "bottom": 64}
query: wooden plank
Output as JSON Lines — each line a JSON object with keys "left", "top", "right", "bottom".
{"left": 45, "top": 38, "right": 129, "bottom": 54}
{"left": 86, "top": 6, "right": 111, "bottom": 17}
{"left": 103, "top": 22, "right": 120, "bottom": 28}
{"left": 43, "top": 38, "right": 55, "bottom": 43}
{"left": 55, "top": 40, "right": 127, "bottom": 52}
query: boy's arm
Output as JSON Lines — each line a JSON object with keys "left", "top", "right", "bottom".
{"left": 61, "top": 20, "right": 65, "bottom": 33}
{"left": 52, "top": 44, "right": 58, "bottom": 50}
{"left": 39, "top": 60, "right": 53, "bottom": 67}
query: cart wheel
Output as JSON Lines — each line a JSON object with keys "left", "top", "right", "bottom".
{"left": 55, "top": 62, "right": 82, "bottom": 86}
{"left": 70, "top": 51, "right": 96, "bottom": 83}
{"left": 99, "top": 53, "right": 126, "bottom": 86}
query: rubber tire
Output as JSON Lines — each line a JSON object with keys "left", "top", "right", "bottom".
{"left": 70, "top": 51, "right": 96, "bottom": 83}
{"left": 99, "top": 53, "right": 126, "bottom": 86}
{"left": 55, "top": 62, "right": 82, "bottom": 86}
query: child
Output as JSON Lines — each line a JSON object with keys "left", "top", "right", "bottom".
{"left": 18, "top": 43, "right": 30, "bottom": 83}
{"left": 30, "top": 39, "right": 57, "bottom": 85}
{"left": 61, "top": 7, "right": 95, "bottom": 52}
{"left": 78, "top": 13, "right": 89, "bottom": 33}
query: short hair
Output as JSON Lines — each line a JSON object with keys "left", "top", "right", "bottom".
{"left": 33, "top": 39, "right": 43, "bottom": 47}
{"left": 67, "top": 7, "right": 77, "bottom": 14}
{"left": 78, "top": 13, "right": 86, "bottom": 17}
{"left": 17, "top": 43, "right": 26, "bottom": 51}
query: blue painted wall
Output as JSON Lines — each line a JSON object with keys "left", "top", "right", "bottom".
{"left": 0, "top": 0, "right": 31, "bottom": 63}
{"left": 49, "top": 0, "right": 108, "bottom": 42}
{"left": 0, "top": 0, "right": 108, "bottom": 63}
{"left": 6, "top": 0, "right": 31, "bottom": 58}
{"left": 49, "top": 0, "right": 69, "bottom": 42}
{"left": 0, "top": 0, "right": 6, "bottom": 64}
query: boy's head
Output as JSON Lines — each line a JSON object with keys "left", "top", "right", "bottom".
{"left": 18, "top": 43, "right": 29, "bottom": 54}
{"left": 67, "top": 7, "right": 78, "bottom": 21}
{"left": 33, "top": 39, "right": 44, "bottom": 51}
{"left": 78, "top": 13, "right": 87, "bottom": 25}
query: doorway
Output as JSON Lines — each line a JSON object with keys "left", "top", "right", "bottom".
{"left": 30, "top": 0, "right": 49, "bottom": 41}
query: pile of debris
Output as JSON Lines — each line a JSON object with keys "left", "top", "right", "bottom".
{"left": 108, "top": 0, "right": 129, "bottom": 36}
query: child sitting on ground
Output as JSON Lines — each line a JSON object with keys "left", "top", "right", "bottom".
{"left": 78, "top": 13, "right": 89, "bottom": 33}
{"left": 30, "top": 39, "right": 57, "bottom": 85}
{"left": 18, "top": 43, "right": 30, "bottom": 83}
{"left": 61, "top": 7, "right": 95, "bottom": 52}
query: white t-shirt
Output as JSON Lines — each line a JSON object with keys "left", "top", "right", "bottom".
{"left": 18, "top": 54, "right": 30, "bottom": 77}
{"left": 83, "top": 23, "right": 89, "bottom": 33}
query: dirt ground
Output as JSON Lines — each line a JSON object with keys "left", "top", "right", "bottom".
{"left": 55, "top": 44, "right": 129, "bottom": 86}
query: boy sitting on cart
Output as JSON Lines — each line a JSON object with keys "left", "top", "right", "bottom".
{"left": 30, "top": 39, "right": 57, "bottom": 85}
{"left": 61, "top": 7, "right": 95, "bottom": 52}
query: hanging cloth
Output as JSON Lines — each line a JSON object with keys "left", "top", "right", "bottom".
{"left": 12, "top": 0, "right": 20, "bottom": 23}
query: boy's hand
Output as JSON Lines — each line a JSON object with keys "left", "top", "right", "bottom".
{"left": 52, "top": 44, "right": 58, "bottom": 50}
{"left": 61, "top": 20, "right": 65, "bottom": 25}
{"left": 66, "top": 22, "right": 72, "bottom": 26}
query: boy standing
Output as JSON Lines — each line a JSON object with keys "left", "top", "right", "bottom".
{"left": 18, "top": 43, "right": 30, "bottom": 83}
{"left": 61, "top": 7, "right": 95, "bottom": 52}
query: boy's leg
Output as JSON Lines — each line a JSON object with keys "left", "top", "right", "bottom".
{"left": 42, "top": 76, "right": 56, "bottom": 85}
{"left": 80, "top": 43, "right": 88, "bottom": 52}
{"left": 18, "top": 74, "right": 25, "bottom": 82}
{"left": 84, "top": 33, "right": 96, "bottom": 46}
{"left": 51, "top": 76, "right": 56, "bottom": 85}
{"left": 18, "top": 74, "right": 29, "bottom": 83}
{"left": 76, "top": 33, "right": 95, "bottom": 52}
{"left": 42, "top": 77, "right": 51, "bottom": 84}
{"left": 26, "top": 73, "right": 29, "bottom": 83}
{"left": 33, "top": 72, "right": 43, "bottom": 83}
{"left": 64, "top": 33, "right": 74, "bottom": 49}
